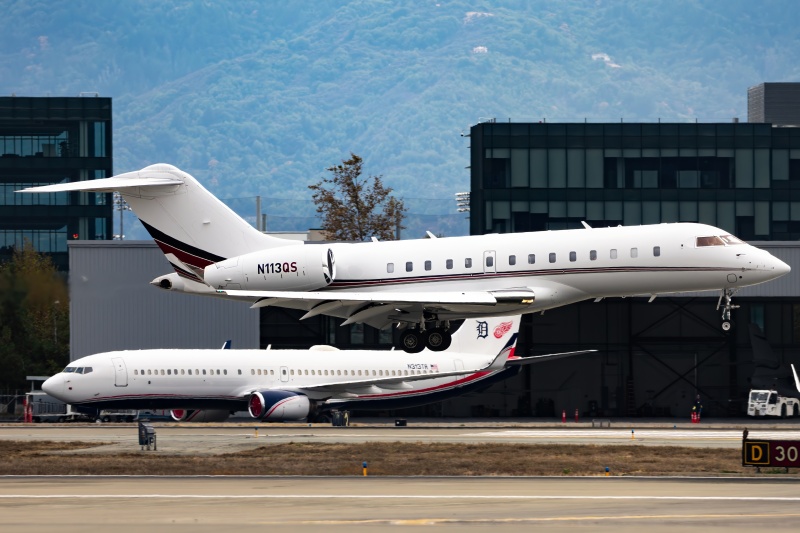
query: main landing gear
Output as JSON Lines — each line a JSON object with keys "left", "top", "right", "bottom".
{"left": 717, "top": 288, "right": 740, "bottom": 332}
{"left": 397, "top": 322, "right": 452, "bottom": 353}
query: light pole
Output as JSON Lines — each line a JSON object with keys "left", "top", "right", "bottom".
{"left": 113, "top": 192, "right": 131, "bottom": 240}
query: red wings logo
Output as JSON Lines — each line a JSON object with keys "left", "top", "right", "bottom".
{"left": 493, "top": 321, "right": 513, "bottom": 338}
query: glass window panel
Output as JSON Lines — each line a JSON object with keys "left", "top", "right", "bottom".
{"left": 624, "top": 202, "right": 641, "bottom": 225}
{"left": 567, "top": 149, "right": 584, "bottom": 187}
{"left": 773, "top": 150, "right": 789, "bottom": 181}
{"left": 610, "top": 249, "right": 618, "bottom": 259}
{"left": 508, "top": 255, "right": 516, "bottom": 265}
{"left": 679, "top": 170, "right": 699, "bottom": 188}
{"left": 630, "top": 248, "right": 638, "bottom": 258}
{"left": 773, "top": 202, "right": 789, "bottom": 221}
{"left": 792, "top": 203, "right": 800, "bottom": 222}
{"left": 548, "top": 149, "right": 566, "bottom": 187}
{"left": 530, "top": 201, "right": 548, "bottom": 213}
{"left": 512, "top": 201, "right": 528, "bottom": 212}
{"left": 754, "top": 149, "right": 770, "bottom": 188}
{"left": 755, "top": 201, "right": 770, "bottom": 236}
{"left": 605, "top": 201, "right": 622, "bottom": 220}
{"left": 549, "top": 253, "right": 556, "bottom": 263}
{"left": 586, "top": 201, "right": 603, "bottom": 220}
{"left": 567, "top": 201, "right": 585, "bottom": 218}
{"left": 510, "top": 149, "right": 529, "bottom": 187}
{"left": 590, "top": 250, "right": 597, "bottom": 260}
{"left": 586, "top": 149, "right": 603, "bottom": 188}
{"left": 493, "top": 201, "right": 510, "bottom": 219}
{"left": 661, "top": 201, "right": 679, "bottom": 222}
{"left": 735, "top": 149, "right": 753, "bottom": 188}
{"left": 484, "top": 201, "right": 493, "bottom": 231}
{"left": 698, "top": 202, "right": 716, "bottom": 225}
{"left": 736, "top": 201, "right": 753, "bottom": 216}
{"left": 549, "top": 201, "right": 566, "bottom": 217}
{"left": 530, "top": 149, "right": 547, "bottom": 188}
{"left": 717, "top": 201, "right": 735, "bottom": 231}
{"left": 642, "top": 201, "right": 660, "bottom": 225}
{"left": 680, "top": 201, "right": 698, "bottom": 221}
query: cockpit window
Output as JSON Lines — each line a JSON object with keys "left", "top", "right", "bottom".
{"left": 696, "top": 236, "right": 726, "bottom": 247}
{"left": 82, "top": 367, "right": 92, "bottom": 374}
{"left": 720, "top": 235, "right": 744, "bottom": 245}
{"left": 64, "top": 366, "right": 76, "bottom": 373}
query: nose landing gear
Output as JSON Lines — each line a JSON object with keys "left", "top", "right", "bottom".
{"left": 717, "top": 288, "right": 740, "bottom": 331}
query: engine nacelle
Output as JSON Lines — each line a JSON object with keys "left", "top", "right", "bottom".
{"left": 204, "top": 246, "right": 335, "bottom": 291}
{"left": 150, "top": 273, "right": 217, "bottom": 295}
{"left": 170, "top": 409, "right": 231, "bottom": 422}
{"left": 247, "top": 391, "right": 311, "bottom": 421}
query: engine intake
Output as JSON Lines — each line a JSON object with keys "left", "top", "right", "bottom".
{"left": 248, "top": 391, "right": 310, "bottom": 421}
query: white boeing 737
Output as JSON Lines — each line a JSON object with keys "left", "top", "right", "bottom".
{"left": 20, "top": 164, "right": 791, "bottom": 352}
{"left": 41, "top": 316, "right": 584, "bottom": 421}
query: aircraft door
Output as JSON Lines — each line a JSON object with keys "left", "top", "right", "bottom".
{"left": 280, "top": 366, "right": 290, "bottom": 382}
{"left": 483, "top": 251, "right": 496, "bottom": 274}
{"left": 111, "top": 357, "right": 128, "bottom": 387}
{"left": 453, "top": 360, "right": 464, "bottom": 371}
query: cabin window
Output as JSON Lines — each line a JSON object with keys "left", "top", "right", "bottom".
{"left": 180, "top": 369, "right": 185, "bottom": 375}
{"left": 290, "top": 369, "right": 294, "bottom": 376}
{"left": 237, "top": 369, "right": 242, "bottom": 375}
{"left": 590, "top": 250, "right": 597, "bottom": 260}
{"left": 216, "top": 369, "right": 220, "bottom": 375}
{"left": 485, "top": 256, "right": 494, "bottom": 267}
{"left": 569, "top": 251, "right": 576, "bottom": 262}
{"left": 404, "top": 370, "right": 409, "bottom": 376}
{"left": 188, "top": 369, "right": 193, "bottom": 375}
{"left": 549, "top": 253, "right": 556, "bottom": 263}
{"left": 173, "top": 369, "right": 177, "bottom": 375}
{"left": 372, "top": 370, "right": 377, "bottom": 376}
{"left": 343, "top": 370, "right": 348, "bottom": 376}
{"left": 311, "top": 370, "right": 315, "bottom": 375}
{"left": 251, "top": 369, "right": 255, "bottom": 375}
{"left": 631, "top": 247, "right": 638, "bottom": 258}
{"left": 160, "top": 369, "right": 165, "bottom": 375}
{"left": 509, "top": 255, "right": 516, "bottom": 266}
{"left": 223, "top": 369, "right": 227, "bottom": 375}
{"left": 387, "top": 263, "right": 394, "bottom": 273}
{"left": 324, "top": 370, "right": 328, "bottom": 376}
{"left": 696, "top": 236, "right": 725, "bottom": 247}
{"left": 610, "top": 249, "right": 618, "bottom": 259}
{"left": 146, "top": 370, "right": 151, "bottom": 375}
{"left": 134, "top": 370, "right": 138, "bottom": 375}
{"left": 465, "top": 258, "right": 472, "bottom": 268}
{"left": 305, "top": 370, "right": 309, "bottom": 375}
{"left": 257, "top": 369, "right": 261, "bottom": 375}
{"left": 195, "top": 369, "right": 199, "bottom": 375}
{"left": 337, "top": 370, "right": 341, "bottom": 376}
{"left": 270, "top": 369, "right": 274, "bottom": 375}
{"left": 357, "top": 370, "right": 362, "bottom": 376}
{"left": 425, "top": 260, "right": 432, "bottom": 271}
{"left": 527, "top": 254, "right": 535, "bottom": 264}
{"left": 446, "top": 259, "right": 453, "bottom": 269}
{"left": 406, "top": 262, "right": 413, "bottom": 272}
{"left": 653, "top": 246, "right": 661, "bottom": 257}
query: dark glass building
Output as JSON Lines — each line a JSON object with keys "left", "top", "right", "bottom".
{"left": 462, "top": 119, "right": 800, "bottom": 419}
{"left": 0, "top": 96, "right": 113, "bottom": 270}
{"left": 469, "top": 120, "right": 800, "bottom": 240}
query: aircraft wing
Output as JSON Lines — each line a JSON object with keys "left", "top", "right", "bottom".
{"left": 505, "top": 349, "right": 598, "bottom": 366}
{"left": 17, "top": 175, "right": 183, "bottom": 193}
{"left": 219, "top": 288, "right": 536, "bottom": 329}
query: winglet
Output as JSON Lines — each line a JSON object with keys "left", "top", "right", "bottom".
{"left": 221, "top": 340, "right": 232, "bottom": 350}
{"left": 792, "top": 364, "right": 800, "bottom": 394}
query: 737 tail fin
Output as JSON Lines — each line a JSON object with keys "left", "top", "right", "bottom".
{"left": 19, "top": 164, "right": 300, "bottom": 281}
{"left": 448, "top": 316, "right": 521, "bottom": 358}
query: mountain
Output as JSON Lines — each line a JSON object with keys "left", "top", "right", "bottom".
{"left": 3, "top": 0, "right": 800, "bottom": 238}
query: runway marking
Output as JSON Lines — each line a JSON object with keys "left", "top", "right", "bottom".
{"left": 3, "top": 494, "right": 800, "bottom": 501}
{"left": 464, "top": 430, "right": 800, "bottom": 440}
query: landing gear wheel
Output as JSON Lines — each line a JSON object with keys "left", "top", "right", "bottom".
{"left": 399, "top": 330, "right": 425, "bottom": 353}
{"left": 721, "top": 321, "right": 731, "bottom": 331}
{"left": 424, "top": 328, "right": 452, "bottom": 352}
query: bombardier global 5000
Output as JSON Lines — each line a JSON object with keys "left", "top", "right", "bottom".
{"left": 21, "top": 164, "right": 790, "bottom": 352}
{"left": 41, "top": 316, "right": 590, "bottom": 422}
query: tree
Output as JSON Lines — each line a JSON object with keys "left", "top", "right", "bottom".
{"left": 0, "top": 243, "right": 69, "bottom": 390}
{"left": 309, "top": 153, "right": 406, "bottom": 241}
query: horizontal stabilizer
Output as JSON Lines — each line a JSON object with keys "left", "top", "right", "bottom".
{"left": 505, "top": 349, "right": 597, "bottom": 366}
{"left": 17, "top": 174, "right": 183, "bottom": 193}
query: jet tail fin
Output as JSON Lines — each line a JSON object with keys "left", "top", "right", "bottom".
{"left": 19, "top": 164, "right": 300, "bottom": 280}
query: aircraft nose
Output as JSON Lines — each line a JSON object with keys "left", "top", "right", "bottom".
{"left": 42, "top": 374, "right": 63, "bottom": 398}
{"left": 772, "top": 256, "right": 791, "bottom": 278}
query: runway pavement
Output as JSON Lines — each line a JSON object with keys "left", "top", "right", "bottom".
{"left": 1, "top": 419, "right": 799, "bottom": 454}
{"left": 2, "top": 476, "right": 800, "bottom": 532}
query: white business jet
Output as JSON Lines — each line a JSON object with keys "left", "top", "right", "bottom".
{"left": 20, "top": 164, "right": 791, "bottom": 353}
{"left": 41, "top": 315, "right": 586, "bottom": 421}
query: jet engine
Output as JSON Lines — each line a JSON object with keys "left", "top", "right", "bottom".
{"left": 204, "top": 246, "right": 336, "bottom": 291}
{"left": 169, "top": 409, "right": 231, "bottom": 422}
{"left": 247, "top": 390, "right": 311, "bottom": 421}
{"left": 150, "top": 273, "right": 217, "bottom": 294}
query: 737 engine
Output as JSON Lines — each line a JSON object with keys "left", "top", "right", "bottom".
{"left": 247, "top": 391, "right": 311, "bottom": 421}
{"left": 204, "top": 245, "right": 336, "bottom": 291}
{"left": 169, "top": 409, "right": 231, "bottom": 422}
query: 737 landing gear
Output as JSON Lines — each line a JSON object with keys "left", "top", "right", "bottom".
{"left": 717, "top": 288, "right": 740, "bottom": 332}
{"left": 397, "top": 323, "right": 453, "bottom": 353}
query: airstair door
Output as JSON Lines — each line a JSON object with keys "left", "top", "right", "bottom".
{"left": 483, "top": 250, "right": 496, "bottom": 273}
{"left": 111, "top": 357, "right": 128, "bottom": 387}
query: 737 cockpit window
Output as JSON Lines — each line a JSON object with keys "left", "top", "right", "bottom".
{"left": 696, "top": 236, "right": 725, "bottom": 247}
{"left": 64, "top": 366, "right": 76, "bottom": 373}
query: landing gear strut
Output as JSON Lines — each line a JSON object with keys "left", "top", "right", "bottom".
{"left": 717, "top": 288, "right": 740, "bottom": 332}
